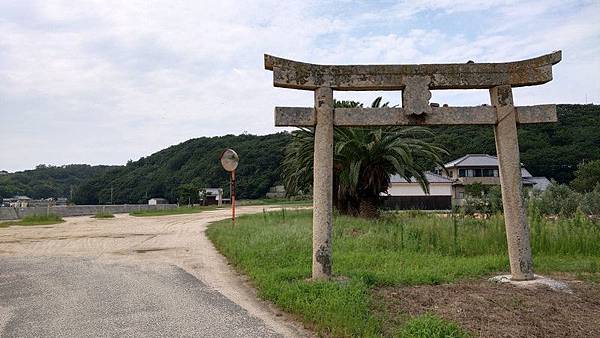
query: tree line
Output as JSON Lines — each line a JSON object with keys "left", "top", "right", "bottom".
{"left": 0, "top": 104, "right": 598, "bottom": 205}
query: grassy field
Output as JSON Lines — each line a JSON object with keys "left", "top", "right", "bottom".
{"left": 129, "top": 205, "right": 219, "bottom": 217}
{"left": 0, "top": 214, "right": 65, "bottom": 227}
{"left": 237, "top": 198, "right": 312, "bottom": 206}
{"left": 206, "top": 209, "right": 600, "bottom": 337}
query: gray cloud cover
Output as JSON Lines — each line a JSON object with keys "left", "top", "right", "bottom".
{"left": 1, "top": 0, "right": 598, "bottom": 171}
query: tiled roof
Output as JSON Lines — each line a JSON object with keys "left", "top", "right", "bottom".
{"left": 444, "top": 154, "right": 500, "bottom": 167}
{"left": 523, "top": 177, "right": 552, "bottom": 190}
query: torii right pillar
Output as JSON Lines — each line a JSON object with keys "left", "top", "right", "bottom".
{"left": 491, "top": 85, "right": 533, "bottom": 280}
{"left": 265, "top": 51, "right": 562, "bottom": 281}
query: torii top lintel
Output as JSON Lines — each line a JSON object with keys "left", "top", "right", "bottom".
{"left": 264, "top": 51, "right": 561, "bottom": 91}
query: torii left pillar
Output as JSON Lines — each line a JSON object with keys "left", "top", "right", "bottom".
{"left": 312, "top": 87, "right": 334, "bottom": 279}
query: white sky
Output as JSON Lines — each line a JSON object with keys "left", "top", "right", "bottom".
{"left": 1, "top": 0, "right": 599, "bottom": 172}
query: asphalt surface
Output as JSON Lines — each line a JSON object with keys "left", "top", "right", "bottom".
{"left": 0, "top": 257, "right": 282, "bottom": 337}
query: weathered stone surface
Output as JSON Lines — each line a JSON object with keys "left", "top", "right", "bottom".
{"left": 266, "top": 52, "right": 561, "bottom": 281}
{"left": 489, "top": 275, "right": 572, "bottom": 293}
{"left": 402, "top": 76, "right": 432, "bottom": 116}
{"left": 274, "top": 105, "right": 557, "bottom": 127}
{"left": 274, "top": 107, "right": 315, "bottom": 126}
{"left": 491, "top": 85, "right": 534, "bottom": 281}
{"left": 264, "top": 51, "right": 561, "bottom": 90}
{"left": 312, "top": 87, "right": 334, "bottom": 279}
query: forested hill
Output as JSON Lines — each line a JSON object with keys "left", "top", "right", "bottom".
{"left": 0, "top": 165, "right": 118, "bottom": 200}
{"left": 1, "top": 104, "right": 598, "bottom": 203}
{"left": 429, "top": 104, "right": 600, "bottom": 183}
{"left": 72, "top": 133, "right": 291, "bottom": 204}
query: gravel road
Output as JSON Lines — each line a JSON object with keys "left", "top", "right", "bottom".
{"left": 0, "top": 206, "right": 309, "bottom": 337}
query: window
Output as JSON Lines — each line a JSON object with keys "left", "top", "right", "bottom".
{"left": 483, "top": 169, "right": 495, "bottom": 177}
{"left": 459, "top": 168, "right": 497, "bottom": 177}
{"left": 457, "top": 191, "right": 464, "bottom": 199}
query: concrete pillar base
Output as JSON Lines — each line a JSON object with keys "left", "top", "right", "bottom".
{"left": 489, "top": 275, "right": 572, "bottom": 293}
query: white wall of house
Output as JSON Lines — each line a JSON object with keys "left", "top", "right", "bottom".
{"left": 386, "top": 183, "right": 452, "bottom": 196}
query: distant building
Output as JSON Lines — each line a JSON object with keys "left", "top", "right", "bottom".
{"left": 2, "top": 196, "right": 32, "bottom": 208}
{"left": 385, "top": 154, "right": 551, "bottom": 210}
{"left": 56, "top": 197, "right": 68, "bottom": 206}
{"left": 201, "top": 188, "right": 223, "bottom": 206}
{"left": 383, "top": 172, "right": 454, "bottom": 210}
{"left": 0, "top": 170, "right": 8, "bottom": 175}
{"left": 148, "top": 198, "right": 169, "bottom": 205}
{"left": 266, "top": 185, "right": 286, "bottom": 199}
{"left": 434, "top": 154, "right": 551, "bottom": 205}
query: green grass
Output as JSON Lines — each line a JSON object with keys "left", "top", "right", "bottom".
{"left": 1, "top": 214, "right": 65, "bottom": 227}
{"left": 129, "top": 205, "right": 219, "bottom": 217}
{"left": 237, "top": 198, "right": 312, "bottom": 206}
{"left": 398, "top": 314, "right": 469, "bottom": 338}
{"left": 92, "top": 211, "right": 115, "bottom": 219}
{"left": 206, "top": 209, "right": 600, "bottom": 337}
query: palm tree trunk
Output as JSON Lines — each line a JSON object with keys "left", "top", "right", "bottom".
{"left": 359, "top": 197, "right": 380, "bottom": 218}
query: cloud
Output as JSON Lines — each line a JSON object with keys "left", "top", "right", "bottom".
{"left": 0, "top": 0, "right": 598, "bottom": 171}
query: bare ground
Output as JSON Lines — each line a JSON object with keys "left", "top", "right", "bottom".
{"left": 374, "top": 277, "right": 600, "bottom": 337}
{"left": 0, "top": 206, "right": 311, "bottom": 337}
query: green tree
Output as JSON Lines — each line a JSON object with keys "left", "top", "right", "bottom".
{"left": 570, "top": 159, "right": 600, "bottom": 193}
{"left": 282, "top": 97, "right": 447, "bottom": 218}
{"left": 177, "top": 183, "right": 199, "bottom": 205}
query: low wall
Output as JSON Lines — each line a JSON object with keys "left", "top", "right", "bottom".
{"left": 382, "top": 196, "right": 452, "bottom": 211}
{"left": 0, "top": 204, "right": 177, "bottom": 220}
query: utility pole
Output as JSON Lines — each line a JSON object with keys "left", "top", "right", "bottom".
{"left": 110, "top": 184, "right": 114, "bottom": 205}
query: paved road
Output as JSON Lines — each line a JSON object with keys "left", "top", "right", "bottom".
{"left": 0, "top": 207, "right": 309, "bottom": 337}
{"left": 0, "top": 257, "right": 281, "bottom": 337}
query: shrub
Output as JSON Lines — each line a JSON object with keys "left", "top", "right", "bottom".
{"left": 461, "top": 185, "right": 503, "bottom": 216}
{"left": 533, "top": 182, "right": 581, "bottom": 217}
{"left": 580, "top": 183, "right": 600, "bottom": 216}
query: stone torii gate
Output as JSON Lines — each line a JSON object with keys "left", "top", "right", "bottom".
{"left": 265, "top": 51, "right": 561, "bottom": 281}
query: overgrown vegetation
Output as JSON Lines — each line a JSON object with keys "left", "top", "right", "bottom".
{"left": 528, "top": 182, "right": 600, "bottom": 218}
{"left": 1, "top": 214, "right": 65, "bottom": 227}
{"left": 207, "top": 209, "right": 600, "bottom": 336}
{"left": 129, "top": 205, "right": 218, "bottom": 217}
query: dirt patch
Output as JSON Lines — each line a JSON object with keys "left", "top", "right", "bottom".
{"left": 374, "top": 277, "right": 600, "bottom": 337}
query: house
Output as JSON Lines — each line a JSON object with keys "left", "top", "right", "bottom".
{"left": 148, "top": 198, "right": 169, "bottom": 205}
{"left": 434, "top": 154, "right": 550, "bottom": 205}
{"left": 201, "top": 188, "right": 223, "bottom": 206}
{"left": 383, "top": 172, "right": 454, "bottom": 210}
{"left": 384, "top": 154, "right": 551, "bottom": 210}
{"left": 56, "top": 197, "right": 68, "bottom": 206}
{"left": 2, "top": 196, "right": 32, "bottom": 208}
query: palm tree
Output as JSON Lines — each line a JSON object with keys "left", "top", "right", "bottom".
{"left": 282, "top": 97, "right": 447, "bottom": 218}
